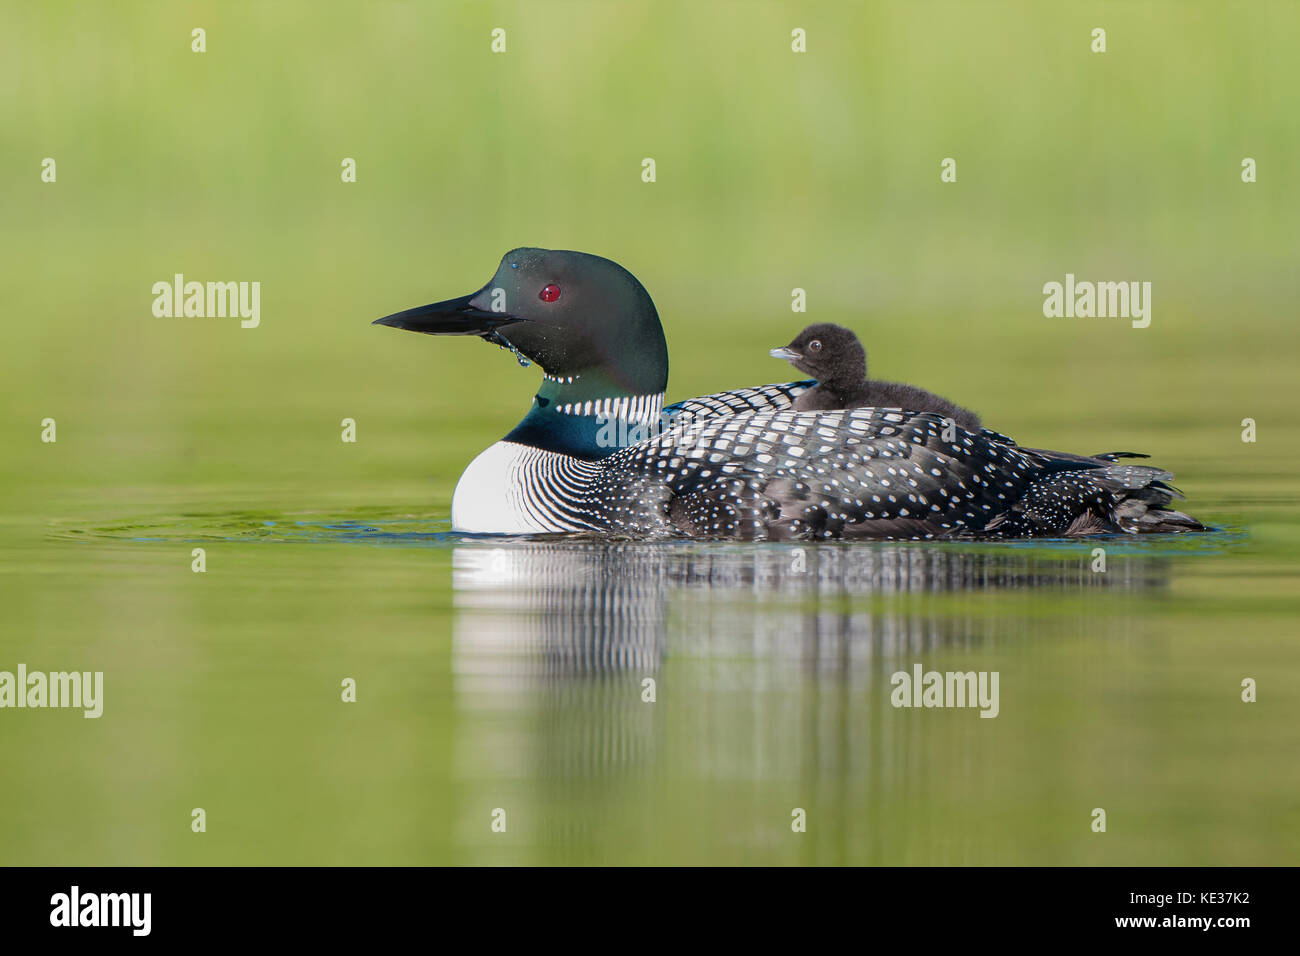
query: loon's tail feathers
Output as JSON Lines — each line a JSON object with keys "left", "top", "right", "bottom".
{"left": 1099, "top": 463, "right": 1206, "bottom": 533}
{"left": 996, "top": 451, "right": 1207, "bottom": 536}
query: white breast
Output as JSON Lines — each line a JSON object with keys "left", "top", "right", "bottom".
{"left": 451, "top": 441, "right": 596, "bottom": 534}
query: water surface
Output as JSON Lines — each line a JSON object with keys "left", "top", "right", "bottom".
{"left": 4, "top": 496, "right": 1294, "bottom": 865}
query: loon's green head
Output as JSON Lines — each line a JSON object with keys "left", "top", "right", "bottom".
{"left": 374, "top": 248, "right": 669, "bottom": 397}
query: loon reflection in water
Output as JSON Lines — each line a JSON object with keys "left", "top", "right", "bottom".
{"left": 448, "top": 540, "right": 1173, "bottom": 862}
{"left": 451, "top": 540, "right": 1170, "bottom": 680}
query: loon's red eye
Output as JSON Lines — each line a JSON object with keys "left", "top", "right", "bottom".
{"left": 539, "top": 284, "right": 561, "bottom": 302}
{"left": 809, "top": 340, "right": 822, "bottom": 351}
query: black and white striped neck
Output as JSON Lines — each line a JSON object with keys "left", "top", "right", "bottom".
{"left": 503, "top": 371, "right": 665, "bottom": 461}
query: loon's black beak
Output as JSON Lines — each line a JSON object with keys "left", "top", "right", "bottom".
{"left": 769, "top": 347, "right": 800, "bottom": 362}
{"left": 373, "top": 292, "right": 519, "bottom": 336}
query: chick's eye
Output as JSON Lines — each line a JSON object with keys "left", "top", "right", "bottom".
{"left": 539, "top": 284, "right": 561, "bottom": 302}
{"left": 809, "top": 340, "right": 821, "bottom": 351}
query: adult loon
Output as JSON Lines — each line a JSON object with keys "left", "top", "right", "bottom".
{"left": 771, "top": 322, "right": 982, "bottom": 430}
{"left": 374, "top": 248, "right": 1204, "bottom": 540}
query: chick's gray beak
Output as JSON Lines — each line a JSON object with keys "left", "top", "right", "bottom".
{"left": 769, "top": 347, "right": 800, "bottom": 361}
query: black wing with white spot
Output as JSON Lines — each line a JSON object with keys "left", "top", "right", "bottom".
{"left": 591, "top": 406, "right": 1041, "bottom": 540}
{"left": 662, "top": 381, "right": 814, "bottom": 423}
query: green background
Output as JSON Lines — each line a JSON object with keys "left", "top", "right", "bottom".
{"left": 1, "top": 1, "right": 1297, "bottom": 864}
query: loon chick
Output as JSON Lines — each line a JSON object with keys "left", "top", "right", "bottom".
{"left": 373, "top": 248, "right": 1205, "bottom": 540}
{"left": 772, "top": 323, "right": 981, "bottom": 431}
